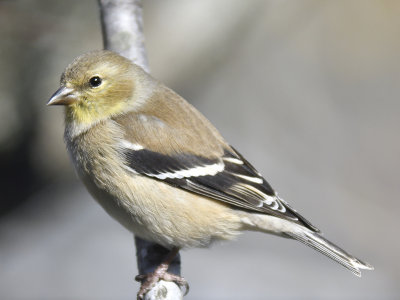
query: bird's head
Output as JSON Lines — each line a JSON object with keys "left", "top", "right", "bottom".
{"left": 48, "top": 50, "right": 140, "bottom": 124}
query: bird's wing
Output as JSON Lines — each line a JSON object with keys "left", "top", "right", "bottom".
{"left": 114, "top": 86, "right": 319, "bottom": 231}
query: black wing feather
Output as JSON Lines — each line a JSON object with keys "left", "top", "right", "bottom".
{"left": 122, "top": 146, "right": 319, "bottom": 232}
{"left": 125, "top": 149, "right": 220, "bottom": 176}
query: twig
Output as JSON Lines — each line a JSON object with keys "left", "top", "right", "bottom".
{"left": 97, "top": 1, "right": 184, "bottom": 299}
{"left": 98, "top": 0, "right": 149, "bottom": 71}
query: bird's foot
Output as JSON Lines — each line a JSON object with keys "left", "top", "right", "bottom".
{"left": 135, "top": 264, "right": 189, "bottom": 299}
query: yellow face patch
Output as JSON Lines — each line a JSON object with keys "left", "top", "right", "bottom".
{"left": 66, "top": 99, "right": 126, "bottom": 124}
{"left": 61, "top": 51, "right": 135, "bottom": 124}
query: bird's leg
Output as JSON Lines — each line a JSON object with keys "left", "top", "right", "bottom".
{"left": 135, "top": 247, "right": 189, "bottom": 299}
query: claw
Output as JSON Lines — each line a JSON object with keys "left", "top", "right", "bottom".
{"left": 136, "top": 272, "right": 188, "bottom": 299}
{"left": 135, "top": 247, "right": 188, "bottom": 299}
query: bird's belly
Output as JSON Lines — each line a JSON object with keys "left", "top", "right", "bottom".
{"left": 78, "top": 168, "right": 243, "bottom": 249}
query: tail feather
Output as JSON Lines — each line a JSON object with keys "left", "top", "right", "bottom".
{"left": 241, "top": 213, "right": 373, "bottom": 276}
{"left": 286, "top": 228, "right": 374, "bottom": 277}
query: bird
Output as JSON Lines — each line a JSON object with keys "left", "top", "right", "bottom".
{"left": 48, "top": 50, "right": 373, "bottom": 298}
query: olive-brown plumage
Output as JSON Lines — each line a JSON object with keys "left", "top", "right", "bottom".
{"left": 48, "top": 50, "right": 373, "bottom": 284}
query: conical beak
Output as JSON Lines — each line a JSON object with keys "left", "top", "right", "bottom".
{"left": 47, "top": 86, "right": 77, "bottom": 106}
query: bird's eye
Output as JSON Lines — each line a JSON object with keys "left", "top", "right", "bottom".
{"left": 89, "top": 76, "right": 102, "bottom": 88}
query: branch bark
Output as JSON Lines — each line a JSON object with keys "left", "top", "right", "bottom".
{"left": 97, "top": 1, "right": 183, "bottom": 299}
{"left": 99, "top": 0, "right": 149, "bottom": 71}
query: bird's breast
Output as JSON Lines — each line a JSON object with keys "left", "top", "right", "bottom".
{"left": 64, "top": 120, "right": 243, "bottom": 249}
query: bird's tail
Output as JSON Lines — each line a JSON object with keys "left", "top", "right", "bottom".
{"left": 285, "top": 227, "right": 374, "bottom": 277}
{"left": 241, "top": 213, "right": 373, "bottom": 276}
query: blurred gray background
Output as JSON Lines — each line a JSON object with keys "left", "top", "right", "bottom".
{"left": 1, "top": 0, "right": 399, "bottom": 299}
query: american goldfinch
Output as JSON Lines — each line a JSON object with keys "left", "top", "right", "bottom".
{"left": 48, "top": 50, "right": 373, "bottom": 297}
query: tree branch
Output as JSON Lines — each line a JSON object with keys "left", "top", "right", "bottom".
{"left": 99, "top": 0, "right": 149, "bottom": 71}
{"left": 97, "top": 1, "right": 183, "bottom": 299}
